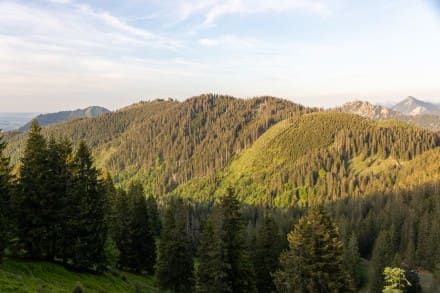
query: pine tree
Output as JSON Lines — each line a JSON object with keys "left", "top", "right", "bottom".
{"left": 46, "top": 137, "right": 73, "bottom": 260}
{"left": 344, "top": 232, "right": 363, "bottom": 288}
{"left": 156, "top": 199, "right": 194, "bottom": 292}
{"left": 369, "top": 230, "right": 394, "bottom": 292}
{"left": 114, "top": 189, "right": 131, "bottom": 269}
{"left": 146, "top": 195, "right": 161, "bottom": 237}
{"left": 254, "top": 214, "right": 282, "bottom": 293}
{"left": 69, "top": 141, "right": 108, "bottom": 270}
{"left": 196, "top": 216, "right": 229, "bottom": 293}
{"left": 16, "top": 120, "right": 50, "bottom": 259}
{"left": 196, "top": 188, "right": 256, "bottom": 292}
{"left": 126, "top": 181, "right": 156, "bottom": 274}
{"left": 0, "top": 132, "right": 12, "bottom": 261}
{"left": 273, "top": 205, "right": 354, "bottom": 292}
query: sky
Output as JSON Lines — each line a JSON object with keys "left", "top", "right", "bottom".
{"left": 1, "top": 0, "right": 440, "bottom": 112}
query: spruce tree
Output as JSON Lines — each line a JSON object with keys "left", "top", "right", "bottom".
{"left": 127, "top": 181, "right": 156, "bottom": 274}
{"left": 344, "top": 232, "right": 363, "bottom": 288}
{"left": 369, "top": 230, "right": 394, "bottom": 292}
{"left": 146, "top": 195, "right": 161, "bottom": 237}
{"left": 114, "top": 189, "right": 131, "bottom": 269}
{"left": 219, "top": 187, "right": 256, "bottom": 293}
{"left": 46, "top": 137, "right": 72, "bottom": 260}
{"left": 197, "top": 187, "right": 256, "bottom": 293}
{"left": 196, "top": 216, "right": 229, "bottom": 293}
{"left": 69, "top": 141, "right": 108, "bottom": 270}
{"left": 16, "top": 120, "right": 50, "bottom": 259}
{"left": 156, "top": 199, "right": 194, "bottom": 292}
{"left": 273, "top": 205, "right": 354, "bottom": 292}
{"left": 254, "top": 214, "right": 282, "bottom": 293}
{"left": 0, "top": 132, "right": 11, "bottom": 261}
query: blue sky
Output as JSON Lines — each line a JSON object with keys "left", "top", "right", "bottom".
{"left": 1, "top": 0, "right": 440, "bottom": 112}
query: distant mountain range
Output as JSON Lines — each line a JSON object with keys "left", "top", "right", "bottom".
{"left": 337, "top": 96, "right": 440, "bottom": 131}
{"left": 17, "top": 106, "right": 110, "bottom": 132}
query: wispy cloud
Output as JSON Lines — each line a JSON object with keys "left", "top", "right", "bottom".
{"left": 178, "top": 0, "right": 332, "bottom": 24}
{"left": 198, "top": 35, "right": 259, "bottom": 49}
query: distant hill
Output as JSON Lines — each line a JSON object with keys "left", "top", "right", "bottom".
{"left": 18, "top": 106, "right": 110, "bottom": 132}
{"left": 392, "top": 96, "right": 440, "bottom": 115}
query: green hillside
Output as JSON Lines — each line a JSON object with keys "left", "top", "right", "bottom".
{"left": 176, "top": 112, "right": 440, "bottom": 206}
{"left": 5, "top": 94, "right": 315, "bottom": 194}
{"left": 0, "top": 259, "right": 157, "bottom": 292}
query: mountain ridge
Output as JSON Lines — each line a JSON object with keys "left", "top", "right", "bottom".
{"left": 17, "top": 106, "right": 110, "bottom": 132}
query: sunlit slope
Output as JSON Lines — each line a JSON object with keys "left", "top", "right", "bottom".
{"left": 176, "top": 112, "right": 440, "bottom": 206}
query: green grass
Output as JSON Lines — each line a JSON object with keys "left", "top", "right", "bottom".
{"left": 0, "top": 259, "right": 158, "bottom": 292}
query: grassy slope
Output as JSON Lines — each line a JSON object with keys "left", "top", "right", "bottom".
{"left": 0, "top": 259, "right": 157, "bottom": 293}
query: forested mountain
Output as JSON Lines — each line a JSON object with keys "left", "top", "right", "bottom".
{"left": 3, "top": 94, "right": 440, "bottom": 292}
{"left": 176, "top": 112, "right": 440, "bottom": 206}
{"left": 5, "top": 94, "right": 316, "bottom": 194}
{"left": 6, "top": 95, "right": 440, "bottom": 207}
{"left": 17, "top": 106, "right": 110, "bottom": 132}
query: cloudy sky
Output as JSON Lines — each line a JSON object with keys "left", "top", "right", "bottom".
{"left": 1, "top": 0, "right": 440, "bottom": 112}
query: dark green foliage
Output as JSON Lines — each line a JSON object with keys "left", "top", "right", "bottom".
{"left": 196, "top": 217, "right": 229, "bottom": 293}
{"left": 146, "top": 196, "right": 161, "bottom": 237}
{"left": 115, "top": 182, "right": 156, "bottom": 274}
{"left": 253, "top": 214, "right": 282, "bottom": 293}
{"left": 156, "top": 199, "right": 194, "bottom": 292}
{"left": 46, "top": 137, "right": 73, "bottom": 260}
{"left": 344, "top": 232, "right": 363, "bottom": 288}
{"left": 0, "top": 131, "right": 12, "bottom": 261}
{"left": 368, "top": 231, "right": 394, "bottom": 292}
{"left": 273, "top": 206, "right": 354, "bottom": 293}
{"left": 15, "top": 120, "right": 51, "bottom": 259}
{"left": 67, "top": 141, "right": 108, "bottom": 270}
{"left": 197, "top": 187, "right": 256, "bottom": 293}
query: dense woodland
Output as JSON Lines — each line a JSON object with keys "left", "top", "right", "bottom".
{"left": 1, "top": 95, "right": 440, "bottom": 292}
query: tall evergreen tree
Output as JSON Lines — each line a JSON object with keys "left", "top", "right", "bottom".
{"left": 46, "top": 137, "right": 72, "bottom": 260}
{"left": 146, "top": 195, "right": 161, "bottom": 237}
{"left": 0, "top": 132, "right": 12, "bottom": 261}
{"left": 157, "top": 199, "right": 194, "bottom": 292}
{"left": 273, "top": 205, "right": 354, "bottom": 293}
{"left": 369, "top": 230, "right": 394, "bottom": 293}
{"left": 69, "top": 141, "right": 108, "bottom": 270}
{"left": 197, "top": 187, "right": 256, "bottom": 293}
{"left": 114, "top": 189, "right": 131, "bottom": 269}
{"left": 344, "top": 232, "right": 363, "bottom": 288}
{"left": 219, "top": 188, "right": 256, "bottom": 293}
{"left": 16, "top": 120, "right": 50, "bottom": 259}
{"left": 196, "top": 216, "right": 229, "bottom": 293}
{"left": 253, "top": 214, "right": 282, "bottom": 293}
{"left": 126, "top": 182, "right": 156, "bottom": 274}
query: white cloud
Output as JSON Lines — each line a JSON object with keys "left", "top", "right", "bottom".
{"left": 198, "top": 35, "right": 259, "bottom": 49}
{"left": 47, "top": 0, "right": 71, "bottom": 4}
{"left": 178, "top": 0, "right": 332, "bottom": 24}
